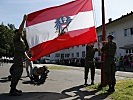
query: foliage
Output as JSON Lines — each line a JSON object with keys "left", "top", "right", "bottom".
{"left": 0, "top": 23, "right": 29, "bottom": 57}
{"left": 0, "top": 23, "right": 16, "bottom": 57}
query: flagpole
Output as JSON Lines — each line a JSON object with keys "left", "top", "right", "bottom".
{"left": 101, "top": 0, "right": 106, "bottom": 86}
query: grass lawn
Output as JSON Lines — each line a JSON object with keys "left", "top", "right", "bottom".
{"left": 46, "top": 65, "right": 133, "bottom": 100}
{"left": 47, "top": 65, "right": 70, "bottom": 70}
{"left": 86, "top": 79, "right": 133, "bottom": 100}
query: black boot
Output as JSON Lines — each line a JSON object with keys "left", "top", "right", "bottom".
{"left": 84, "top": 79, "right": 88, "bottom": 86}
{"left": 9, "top": 88, "right": 22, "bottom": 96}
{"left": 107, "top": 85, "right": 112, "bottom": 92}
{"left": 111, "top": 84, "right": 115, "bottom": 92}
{"left": 15, "top": 89, "right": 22, "bottom": 93}
{"left": 9, "top": 82, "right": 22, "bottom": 96}
{"left": 107, "top": 84, "right": 115, "bottom": 93}
{"left": 91, "top": 80, "right": 94, "bottom": 85}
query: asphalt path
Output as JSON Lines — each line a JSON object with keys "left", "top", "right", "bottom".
{"left": 0, "top": 63, "right": 132, "bottom": 100}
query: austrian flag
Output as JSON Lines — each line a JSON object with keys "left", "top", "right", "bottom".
{"left": 26, "top": 0, "right": 97, "bottom": 61}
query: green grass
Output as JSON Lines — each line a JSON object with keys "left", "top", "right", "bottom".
{"left": 47, "top": 65, "right": 70, "bottom": 70}
{"left": 85, "top": 79, "right": 133, "bottom": 100}
{"left": 111, "top": 79, "right": 133, "bottom": 100}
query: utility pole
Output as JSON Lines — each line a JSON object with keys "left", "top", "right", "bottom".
{"left": 101, "top": 0, "right": 106, "bottom": 86}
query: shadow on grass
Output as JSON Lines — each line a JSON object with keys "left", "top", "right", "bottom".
{"left": 0, "top": 92, "right": 70, "bottom": 100}
{"left": 61, "top": 84, "right": 112, "bottom": 100}
{"left": 88, "top": 92, "right": 113, "bottom": 100}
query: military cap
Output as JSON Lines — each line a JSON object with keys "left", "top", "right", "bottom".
{"left": 107, "top": 35, "right": 114, "bottom": 39}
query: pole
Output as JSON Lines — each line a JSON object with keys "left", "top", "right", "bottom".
{"left": 101, "top": 0, "right": 106, "bottom": 86}
{"left": 102, "top": 0, "right": 106, "bottom": 41}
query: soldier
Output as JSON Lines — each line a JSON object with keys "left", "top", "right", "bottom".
{"left": 24, "top": 50, "right": 33, "bottom": 77}
{"left": 9, "top": 15, "right": 29, "bottom": 96}
{"left": 101, "top": 35, "right": 117, "bottom": 92}
{"left": 84, "top": 43, "right": 98, "bottom": 86}
{"left": 30, "top": 65, "right": 49, "bottom": 85}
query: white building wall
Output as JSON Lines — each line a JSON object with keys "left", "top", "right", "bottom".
{"left": 97, "top": 13, "right": 133, "bottom": 57}
{"left": 48, "top": 45, "right": 86, "bottom": 61}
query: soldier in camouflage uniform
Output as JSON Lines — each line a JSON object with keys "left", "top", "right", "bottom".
{"left": 84, "top": 43, "right": 98, "bottom": 86}
{"left": 9, "top": 15, "right": 29, "bottom": 96}
{"left": 101, "top": 35, "right": 117, "bottom": 92}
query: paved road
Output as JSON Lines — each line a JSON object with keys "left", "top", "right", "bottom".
{"left": 0, "top": 63, "right": 133, "bottom": 100}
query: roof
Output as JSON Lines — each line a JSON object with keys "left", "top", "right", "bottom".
{"left": 96, "top": 11, "right": 133, "bottom": 28}
{"left": 119, "top": 44, "right": 133, "bottom": 49}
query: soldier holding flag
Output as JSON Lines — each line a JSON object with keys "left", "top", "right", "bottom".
{"left": 101, "top": 35, "right": 117, "bottom": 92}
{"left": 9, "top": 15, "right": 30, "bottom": 96}
{"left": 84, "top": 43, "right": 98, "bottom": 86}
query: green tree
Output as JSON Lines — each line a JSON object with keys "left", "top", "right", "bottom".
{"left": 0, "top": 23, "right": 15, "bottom": 57}
{"left": 0, "top": 23, "right": 29, "bottom": 57}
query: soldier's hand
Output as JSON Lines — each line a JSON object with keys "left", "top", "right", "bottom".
{"left": 23, "top": 14, "right": 28, "bottom": 21}
{"left": 102, "top": 41, "right": 107, "bottom": 44}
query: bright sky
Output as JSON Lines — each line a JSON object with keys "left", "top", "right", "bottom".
{"left": 0, "top": 0, "right": 133, "bottom": 28}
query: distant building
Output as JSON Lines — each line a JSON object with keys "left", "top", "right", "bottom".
{"left": 44, "top": 11, "right": 133, "bottom": 64}
{"left": 97, "top": 11, "right": 133, "bottom": 57}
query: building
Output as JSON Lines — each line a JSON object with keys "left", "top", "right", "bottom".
{"left": 97, "top": 11, "right": 133, "bottom": 57}
{"left": 45, "top": 11, "right": 133, "bottom": 64}
{"left": 48, "top": 45, "right": 86, "bottom": 66}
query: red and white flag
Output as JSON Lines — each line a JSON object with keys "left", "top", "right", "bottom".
{"left": 26, "top": 0, "right": 97, "bottom": 61}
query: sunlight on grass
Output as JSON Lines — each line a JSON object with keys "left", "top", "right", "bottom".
{"left": 111, "top": 79, "right": 133, "bottom": 100}
{"left": 85, "top": 83, "right": 108, "bottom": 94}
{"left": 47, "top": 65, "right": 70, "bottom": 70}
{"left": 85, "top": 79, "right": 133, "bottom": 100}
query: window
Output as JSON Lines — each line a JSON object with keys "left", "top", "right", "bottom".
{"left": 98, "top": 35, "right": 102, "bottom": 42}
{"left": 126, "top": 50, "right": 128, "bottom": 53}
{"left": 124, "top": 28, "right": 130, "bottom": 36}
{"left": 125, "top": 49, "right": 133, "bottom": 54}
{"left": 132, "top": 49, "right": 133, "bottom": 53}
{"left": 76, "top": 52, "right": 79, "bottom": 57}
{"left": 55, "top": 53, "right": 60, "bottom": 57}
{"left": 131, "top": 28, "right": 133, "bottom": 35}
{"left": 82, "top": 51, "right": 85, "bottom": 57}
{"left": 61, "top": 54, "right": 64, "bottom": 59}
{"left": 65, "top": 54, "right": 70, "bottom": 58}
{"left": 65, "top": 54, "right": 67, "bottom": 58}
{"left": 72, "top": 53, "right": 74, "bottom": 58}
{"left": 67, "top": 54, "right": 70, "bottom": 57}
{"left": 124, "top": 28, "right": 133, "bottom": 37}
{"left": 129, "top": 49, "right": 131, "bottom": 53}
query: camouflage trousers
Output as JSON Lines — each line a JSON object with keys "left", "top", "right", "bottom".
{"left": 10, "top": 62, "right": 23, "bottom": 89}
{"left": 104, "top": 58, "right": 116, "bottom": 85}
{"left": 84, "top": 61, "right": 95, "bottom": 81}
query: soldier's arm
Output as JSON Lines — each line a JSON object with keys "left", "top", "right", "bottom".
{"left": 18, "top": 15, "right": 27, "bottom": 36}
{"left": 25, "top": 51, "right": 31, "bottom": 61}
{"left": 97, "top": 42, "right": 102, "bottom": 53}
{"left": 111, "top": 42, "right": 117, "bottom": 57}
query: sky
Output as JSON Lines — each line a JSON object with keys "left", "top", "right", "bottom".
{"left": 0, "top": 0, "right": 133, "bottom": 28}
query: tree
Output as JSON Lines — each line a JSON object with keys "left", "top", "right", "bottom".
{"left": 0, "top": 23, "right": 29, "bottom": 57}
{"left": 0, "top": 23, "right": 15, "bottom": 57}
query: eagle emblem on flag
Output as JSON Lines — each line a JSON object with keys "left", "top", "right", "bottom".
{"left": 54, "top": 16, "right": 72, "bottom": 36}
